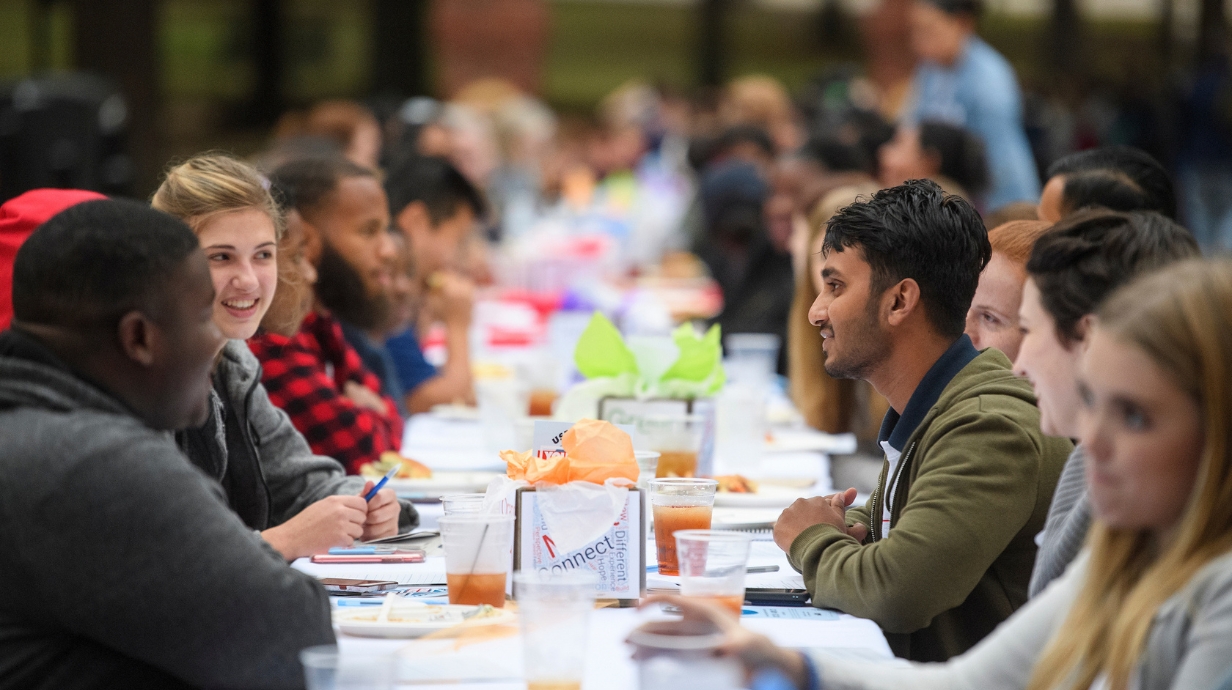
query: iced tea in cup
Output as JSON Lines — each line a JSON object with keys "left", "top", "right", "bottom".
{"left": 439, "top": 514, "right": 515, "bottom": 608}
{"left": 675, "top": 530, "right": 753, "bottom": 617}
{"left": 440, "top": 493, "right": 486, "bottom": 515}
{"left": 639, "top": 415, "right": 704, "bottom": 478}
{"left": 649, "top": 478, "right": 718, "bottom": 576}
{"left": 514, "top": 570, "right": 598, "bottom": 690}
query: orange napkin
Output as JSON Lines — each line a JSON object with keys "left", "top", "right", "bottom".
{"left": 561, "top": 418, "right": 638, "bottom": 484}
{"left": 502, "top": 419, "right": 639, "bottom": 485}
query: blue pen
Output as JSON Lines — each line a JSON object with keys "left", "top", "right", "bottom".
{"left": 363, "top": 464, "right": 400, "bottom": 502}
{"left": 327, "top": 546, "right": 396, "bottom": 555}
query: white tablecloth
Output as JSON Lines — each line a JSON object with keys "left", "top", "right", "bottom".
{"left": 344, "top": 412, "right": 881, "bottom": 686}
{"left": 293, "top": 544, "right": 891, "bottom": 688}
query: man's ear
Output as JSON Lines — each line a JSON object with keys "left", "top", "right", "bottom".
{"left": 884, "top": 278, "right": 922, "bottom": 327}
{"left": 395, "top": 201, "right": 432, "bottom": 239}
{"left": 299, "top": 214, "right": 324, "bottom": 266}
{"left": 116, "top": 311, "right": 157, "bottom": 367}
{"left": 1074, "top": 313, "right": 1097, "bottom": 350}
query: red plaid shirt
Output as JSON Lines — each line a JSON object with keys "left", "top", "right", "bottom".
{"left": 247, "top": 311, "right": 403, "bottom": 474}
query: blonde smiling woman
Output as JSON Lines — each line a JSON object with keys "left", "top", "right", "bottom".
{"left": 153, "top": 154, "right": 416, "bottom": 559}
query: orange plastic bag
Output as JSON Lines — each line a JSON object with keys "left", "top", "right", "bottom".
{"left": 500, "top": 449, "right": 571, "bottom": 484}
{"left": 502, "top": 419, "right": 639, "bottom": 485}
{"left": 561, "top": 419, "right": 638, "bottom": 484}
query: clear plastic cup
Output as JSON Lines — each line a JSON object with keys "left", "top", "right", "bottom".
{"left": 300, "top": 645, "right": 394, "bottom": 690}
{"left": 514, "top": 570, "right": 598, "bottom": 690}
{"left": 635, "top": 450, "right": 662, "bottom": 490}
{"left": 639, "top": 415, "right": 705, "bottom": 478}
{"left": 438, "top": 514, "right": 515, "bottom": 608}
{"left": 724, "top": 333, "right": 781, "bottom": 389}
{"left": 648, "top": 478, "right": 718, "bottom": 576}
{"left": 627, "top": 619, "right": 743, "bottom": 690}
{"left": 674, "top": 530, "right": 753, "bottom": 617}
{"left": 440, "top": 493, "right": 486, "bottom": 515}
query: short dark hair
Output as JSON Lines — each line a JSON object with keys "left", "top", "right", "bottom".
{"left": 921, "top": 0, "right": 984, "bottom": 18}
{"left": 384, "top": 155, "right": 485, "bottom": 224}
{"left": 919, "top": 121, "right": 989, "bottom": 196}
{"left": 689, "top": 126, "right": 776, "bottom": 171}
{"left": 823, "top": 179, "right": 990, "bottom": 338}
{"left": 1046, "top": 146, "right": 1176, "bottom": 219}
{"left": 1026, "top": 209, "right": 1199, "bottom": 344}
{"left": 12, "top": 199, "right": 201, "bottom": 329}
{"left": 800, "top": 134, "right": 871, "bottom": 174}
{"left": 267, "top": 156, "right": 376, "bottom": 217}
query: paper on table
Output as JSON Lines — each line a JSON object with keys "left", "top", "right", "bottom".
{"left": 743, "top": 607, "right": 838, "bottom": 620}
{"left": 291, "top": 559, "right": 447, "bottom": 586}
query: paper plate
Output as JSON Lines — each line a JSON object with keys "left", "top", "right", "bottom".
{"left": 765, "top": 429, "right": 858, "bottom": 455}
{"left": 428, "top": 404, "right": 480, "bottom": 420}
{"left": 386, "top": 472, "right": 502, "bottom": 498}
{"left": 334, "top": 602, "right": 515, "bottom": 638}
{"left": 712, "top": 485, "right": 803, "bottom": 509}
{"left": 711, "top": 508, "right": 782, "bottom": 530}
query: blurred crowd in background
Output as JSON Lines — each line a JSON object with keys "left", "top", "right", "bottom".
{"left": 1, "top": 0, "right": 1230, "bottom": 448}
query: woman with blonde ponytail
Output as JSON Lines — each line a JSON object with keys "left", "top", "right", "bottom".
{"left": 152, "top": 153, "right": 415, "bottom": 560}
{"left": 652, "top": 257, "right": 1232, "bottom": 690}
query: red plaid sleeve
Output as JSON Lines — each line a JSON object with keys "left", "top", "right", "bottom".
{"left": 248, "top": 313, "right": 403, "bottom": 474}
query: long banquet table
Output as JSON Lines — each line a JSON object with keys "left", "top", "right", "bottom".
{"left": 293, "top": 538, "right": 893, "bottom": 689}
{"left": 292, "top": 413, "right": 890, "bottom": 687}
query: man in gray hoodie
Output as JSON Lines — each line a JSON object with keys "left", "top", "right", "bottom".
{"left": 0, "top": 199, "right": 334, "bottom": 689}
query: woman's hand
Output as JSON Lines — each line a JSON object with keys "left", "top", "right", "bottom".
{"left": 635, "top": 595, "right": 813, "bottom": 689}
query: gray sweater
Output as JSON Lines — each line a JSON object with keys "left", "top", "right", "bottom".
{"left": 1029, "top": 444, "right": 1091, "bottom": 597}
{"left": 810, "top": 549, "right": 1232, "bottom": 690}
{"left": 177, "top": 340, "right": 418, "bottom": 532}
{"left": 0, "top": 331, "right": 334, "bottom": 689}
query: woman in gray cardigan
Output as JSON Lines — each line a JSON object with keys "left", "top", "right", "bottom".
{"left": 153, "top": 154, "right": 416, "bottom": 560}
{"left": 652, "top": 257, "right": 1232, "bottom": 690}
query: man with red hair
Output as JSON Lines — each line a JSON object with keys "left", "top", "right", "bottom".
{"left": 0, "top": 189, "right": 106, "bottom": 330}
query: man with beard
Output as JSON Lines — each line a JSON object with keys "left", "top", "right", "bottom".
{"left": 249, "top": 157, "right": 403, "bottom": 474}
{"left": 773, "top": 180, "right": 1070, "bottom": 661}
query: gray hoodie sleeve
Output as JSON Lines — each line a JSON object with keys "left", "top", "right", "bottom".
{"left": 238, "top": 343, "right": 419, "bottom": 531}
{"left": 4, "top": 423, "right": 334, "bottom": 688}
{"left": 1028, "top": 445, "right": 1091, "bottom": 597}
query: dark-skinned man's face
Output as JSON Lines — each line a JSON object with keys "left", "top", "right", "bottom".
{"left": 145, "top": 251, "right": 226, "bottom": 430}
{"left": 314, "top": 176, "right": 396, "bottom": 301}
{"left": 310, "top": 176, "right": 397, "bottom": 330}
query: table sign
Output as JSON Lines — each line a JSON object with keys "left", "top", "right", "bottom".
{"left": 510, "top": 420, "right": 647, "bottom": 603}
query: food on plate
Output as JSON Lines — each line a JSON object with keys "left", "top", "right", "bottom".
{"left": 359, "top": 452, "right": 433, "bottom": 479}
{"left": 714, "top": 474, "right": 759, "bottom": 493}
{"left": 338, "top": 603, "right": 503, "bottom": 624}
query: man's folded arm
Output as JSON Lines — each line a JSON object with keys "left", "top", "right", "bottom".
{"left": 20, "top": 432, "right": 334, "bottom": 688}
{"left": 789, "top": 412, "right": 1043, "bottom": 633}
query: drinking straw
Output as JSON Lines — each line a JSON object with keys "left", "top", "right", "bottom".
{"left": 456, "top": 522, "right": 491, "bottom": 605}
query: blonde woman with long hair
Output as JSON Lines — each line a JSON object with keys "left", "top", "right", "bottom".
{"left": 652, "top": 256, "right": 1232, "bottom": 690}
{"left": 153, "top": 153, "right": 415, "bottom": 560}
{"left": 787, "top": 184, "right": 886, "bottom": 436}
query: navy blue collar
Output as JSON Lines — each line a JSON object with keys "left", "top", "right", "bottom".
{"left": 878, "top": 334, "right": 980, "bottom": 452}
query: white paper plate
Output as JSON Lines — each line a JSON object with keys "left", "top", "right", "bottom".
{"left": 428, "top": 404, "right": 480, "bottom": 420}
{"left": 711, "top": 508, "right": 782, "bottom": 530}
{"left": 765, "top": 429, "right": 858, "bottom": 455}
{"left": 386, "top": 472, "right": 502, "bottom": 497}
{"left": 712, "top": 485, "right": 803, "bottom": 509}
{"left": 335, "top": 602, "right": 515, "bottom": 638}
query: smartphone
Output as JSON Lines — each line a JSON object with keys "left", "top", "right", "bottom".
{"left": 744, "top": 588, "right": 811, "bottom": 607}
{"left": 318, "top": 578, "right": 399, "bottom": 594}
{"left": 311, "top": 552, "right": 425, "bottom": 564}
{"left": 361, "top": 530, "right": 439, "bottom": 545}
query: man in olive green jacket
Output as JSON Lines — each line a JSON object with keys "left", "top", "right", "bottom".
{"left": 775, "top": 181, "right": 1071, "bottom": 661}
